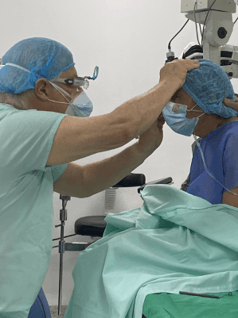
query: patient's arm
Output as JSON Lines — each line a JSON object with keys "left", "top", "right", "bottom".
{"left": 222, "top": 186, "right": 238, "bottom": 208}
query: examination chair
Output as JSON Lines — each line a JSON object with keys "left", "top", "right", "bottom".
{"left": 28, "top": 173, "right": 166, "bottom": 318}
{"left": 54, "top": 173, "right": 174, "bottom": 316}
{"left": 59, "top": 172, "right": 238, "bottom": 318}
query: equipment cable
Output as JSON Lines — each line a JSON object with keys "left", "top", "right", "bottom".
{"left": 168, "top": 19, "right": 190, "bottom": 50}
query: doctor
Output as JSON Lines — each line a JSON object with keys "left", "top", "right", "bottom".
{"left": 0, "top": 37, "right": 200, "bottom": 197}
{"left": 0, "top": 37, "right": 199, "bottom": 317}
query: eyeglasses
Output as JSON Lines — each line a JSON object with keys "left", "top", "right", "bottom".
{"left": 52, "top": 66, "right": 99, "bottom": 89}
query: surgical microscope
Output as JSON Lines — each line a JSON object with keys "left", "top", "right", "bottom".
{"left": 167, "top": 0, "right": 238, "bottom": 80}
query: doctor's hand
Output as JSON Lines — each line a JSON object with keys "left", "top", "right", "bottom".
{"left": 137, "top": 114, "right": 165, "bottom": 156}
{"left": 159, "top": 59, "right": 200, "bottom": 90}
{"left": 224, "top": 95, "right": 238, "bottom": 112}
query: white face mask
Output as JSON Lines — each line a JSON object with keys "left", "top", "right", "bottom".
{"left": 48, "top": 82, "right": 93, "bottom": 117}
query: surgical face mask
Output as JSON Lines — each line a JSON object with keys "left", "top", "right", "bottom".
{"left": 48, "top": 82, "right": 93, "bottom": 117}
{"left": 162, "top": 102, "right": 205, "bottom": 136}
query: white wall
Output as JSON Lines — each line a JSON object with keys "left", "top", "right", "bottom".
{"left": 1, "top": 0, "right": 238, "bottom": 306}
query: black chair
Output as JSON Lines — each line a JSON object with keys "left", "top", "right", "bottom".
{"left": 74, "top": 174, "right": 173, "bottom": 240}
{"left": 54, "top": 173, "right": 173, "bottom": 315}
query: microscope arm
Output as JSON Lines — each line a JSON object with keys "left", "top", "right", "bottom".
{"left": 180, "top": 0, "right": 238, "bottom": 78}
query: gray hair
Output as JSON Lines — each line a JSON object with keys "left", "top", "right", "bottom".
{"left": 0, "top": 89, "right": 35, "bottom": 110}
{"left": 0, "top": 73, "right": 61, "bottom": 110}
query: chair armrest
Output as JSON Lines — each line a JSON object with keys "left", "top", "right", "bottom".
{"left": 137, "top": 177, "right": 173, "bottom": 193}
{"left": 112, "top": 173, "right": 146, "bottom": 187}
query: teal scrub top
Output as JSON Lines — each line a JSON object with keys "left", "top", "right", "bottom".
{"left": 0, "top": 103, "right": 68, "bottom": 318}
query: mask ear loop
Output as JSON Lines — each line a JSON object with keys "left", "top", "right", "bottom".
{"left": 48, "top": 82, "right": 71, "bottom": 105}
{"left": 197, "top": 112, "right": 205, "bottom": 118}
{"left": 187, "top": 104, "right": 204, "bottom": 112}
{"left": 187, "top": 104, "right": 205, "bottom": 119}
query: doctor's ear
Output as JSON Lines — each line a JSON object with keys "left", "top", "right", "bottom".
{"left": 34, "top": 78, "right": 52, "bottom": 101}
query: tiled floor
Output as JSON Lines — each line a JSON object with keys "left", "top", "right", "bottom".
{"left": 50, "top": 305, "right": 67, "bottom": 318}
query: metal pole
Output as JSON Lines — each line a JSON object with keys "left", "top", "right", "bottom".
{"left": 55, "top": 195, "right": 70, "bottom": 316}
{"left": 58, "top": 217, "right": 64, "bottom": 316}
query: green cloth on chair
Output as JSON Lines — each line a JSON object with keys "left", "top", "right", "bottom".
{"left": 65, "top": 185, "right": 238, "bottom": 318}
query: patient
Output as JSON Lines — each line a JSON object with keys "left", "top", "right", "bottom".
{"left": 162, "top": 59, "right": 238, "bottom": 208}
{"left": 65, "top": 59, "right": 238, "bottom": 318}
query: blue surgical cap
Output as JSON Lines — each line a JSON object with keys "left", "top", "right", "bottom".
{"left": 0, "top": 37, "right": 75, "bottom": 94}
{"left": 183, "top": 59, "right": 238, "bottom": 118}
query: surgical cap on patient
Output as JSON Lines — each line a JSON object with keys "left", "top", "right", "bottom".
{"left": 0, "top": 37, "right": 75, "bottom": 94}
{"left": 183, "top": 59, "right": 238, "bottom": 118}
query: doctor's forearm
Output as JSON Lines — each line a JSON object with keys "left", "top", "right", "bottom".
{"left": 109, "top": 59, "right": 199, "bottom": 139}
{"left": 80, "top": 141, "right": 152, "bottom": 197}
{"left": 111, "top": 80, "right": 178, "bottom": 138}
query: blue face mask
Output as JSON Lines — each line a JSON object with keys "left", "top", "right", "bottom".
{"left": 49, "top": 82, "right": 93, "bottom": 117}
{"left": 65, "top": 90, "right": 93, "bottom": 117}
{"left": 162, "top": 102, "right": 204, "bottom": 136}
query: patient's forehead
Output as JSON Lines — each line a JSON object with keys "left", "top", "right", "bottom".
{"left": 171, "top": 88, "right": 204, "bottom": 111}
{"left": 171, "top": 88, "right": 192, "bottom": 102}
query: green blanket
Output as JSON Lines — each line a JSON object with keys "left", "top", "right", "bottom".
{"left": 65, "top": 185, "right": 238, "bottom": 318}
{"left": 143, "top": 291, "right": 238, "bottom": 318}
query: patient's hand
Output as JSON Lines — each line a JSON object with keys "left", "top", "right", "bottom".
{"left": 224, "top": 95, "right": 238, "bottom": 111}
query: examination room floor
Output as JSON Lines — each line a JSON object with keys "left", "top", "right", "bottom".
{"left": 50, "top": 306, "right": 67, "bottom": 318}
